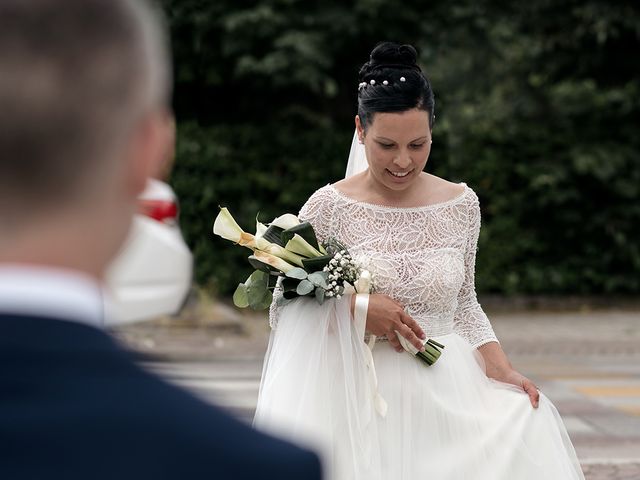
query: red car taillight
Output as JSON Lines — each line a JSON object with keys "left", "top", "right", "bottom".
{"left": 139, "top": 199, "right": 179, "bottom": 224}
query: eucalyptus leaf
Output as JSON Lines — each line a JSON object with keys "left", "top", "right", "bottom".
{"left": 247, "top": 281, "right": 269, "bottom": 307}
{"left": 296, "top": 279, "right": 315, "bottom": 295}
{"left": 247, "top": 270, "right": 269, "bottom": 287}
{"left": 245, "top": 270, "right": 270, "bottom": 309}
{"left": 232, "top": 283, "right": 249, "bottom": 308}
{"left": 285, "top": 267, "right": 308, "bottom": 280}
{"left": 307, "top": 271, "right": 328, "bottom": 288}
{"left": 252, "top": 289, "right": 273, "bottom": 310}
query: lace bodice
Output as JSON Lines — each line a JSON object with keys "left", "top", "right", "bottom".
{"left": 269, "top": 182, "right": 499, "bottom": 349}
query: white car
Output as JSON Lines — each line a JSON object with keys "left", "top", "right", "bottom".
{"left": 104, "top": 179, "right": 193, "bottom": 326}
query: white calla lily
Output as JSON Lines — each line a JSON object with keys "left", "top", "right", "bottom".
{"left": 270, "top": 213, "right": 300, "bottom": 230}
{"left": 214, "top": 209, "right": 304, "bottom": 266}
{"left": 256, "top": 220, "right": 268, "bottom": 239}
{"left": 213, "top": 208, "right": 244, "bottom": 243}
{"left": 285, "top": 234, "right": 323, "bottom": 258}
{"left": 260, "top": 241, "right": 306, "bottom": 267}
{"left": 253, "top": 250, "right": 296, "bottom": 273}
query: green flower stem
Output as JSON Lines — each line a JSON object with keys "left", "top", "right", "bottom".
{"left": 414, "top": 338, "right": 445, "bottom": 366}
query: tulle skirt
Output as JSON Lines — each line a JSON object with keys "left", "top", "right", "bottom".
{"left": 253, "top": 297, "right": 585, "bottom": 480}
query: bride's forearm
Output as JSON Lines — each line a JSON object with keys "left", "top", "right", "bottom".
{"left": 477, "top": 342, "right": 513, "bottom": 380}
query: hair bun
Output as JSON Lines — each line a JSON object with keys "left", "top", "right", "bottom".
{"left": 370, "top": 42, "right": 418, "bottom": 68}
{"left": 358, "top": 42, "right": 420, "bottom": 80}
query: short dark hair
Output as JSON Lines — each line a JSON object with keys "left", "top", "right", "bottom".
{"left": 0, "top": 0, "right": 170, "bottom": 222}
{"left": 357, "top": 42, "right": 435, "bottom": 130}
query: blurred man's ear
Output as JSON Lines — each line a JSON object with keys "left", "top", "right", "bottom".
{"left": 125, "top": 109, "right": 175, "bottom": 196}
{"left": 153, "top": 113, "right": 176, "bottom": 181}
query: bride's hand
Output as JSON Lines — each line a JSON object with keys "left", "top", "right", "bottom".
{"left": 477, "top": 342, "right": 540, "bottom": 409}
{"left": 499, "top": 370, "right": 540, "bottom": 409}
{"left": 353, "top": 294, "right": 426, "bottom": 353}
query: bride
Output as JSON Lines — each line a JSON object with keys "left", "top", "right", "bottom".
{"left": 253, "top": 42, "right": 585, "bottom": 480}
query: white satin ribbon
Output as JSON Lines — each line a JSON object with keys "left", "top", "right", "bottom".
{"left": 354, "top": 293, "right": 388, "bottom": 418}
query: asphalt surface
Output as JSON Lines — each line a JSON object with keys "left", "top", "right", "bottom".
{"left": 114, "top": 304, "right": 640, "bottom": 480}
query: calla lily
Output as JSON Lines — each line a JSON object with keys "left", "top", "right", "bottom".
{"left": 256, "top": 220, "right": 268, "bottom": 239}
{"left": 270, "top": 213, "right": 300, "bottom": 230}
{"left": 214, "top": 207, "right": 276, "bottom": 251}
{"left": 214, "top": 208, "right": 306, "bottom": 267}
{"left": 260, "top": 241, "right": 306, "bottom": 267}
{"left": 285, "top": 234, "right": 323, "bottom": 258}
{"left": 252, "top": 250, "right": 296, "bottom": 273}
{"left": 213, "top": 208, "right": 246, "bottom": 244}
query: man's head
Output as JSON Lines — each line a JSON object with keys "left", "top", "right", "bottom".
{"left": 0, "top": 0, "right": 172, "bottom": 277}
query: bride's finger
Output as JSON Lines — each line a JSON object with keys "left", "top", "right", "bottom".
{"left": 387, "top": 331, "right": 404, "bottom": 353}
{"left": 401, "top": 312, "right": 426, "bottom": 341}
{"left": 395, "top": 322, "right": 425, "bottom": 352}
{"left": 522, "top": 379, "right": 540, "bottom": 408}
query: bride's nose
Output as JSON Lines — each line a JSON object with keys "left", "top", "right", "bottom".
{"left": 393, "top": 151, "right": 412, "bottom": 169}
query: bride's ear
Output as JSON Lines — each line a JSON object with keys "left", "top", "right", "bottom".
{"left": 355, "top": 115, "right": 365, "bottom": 143}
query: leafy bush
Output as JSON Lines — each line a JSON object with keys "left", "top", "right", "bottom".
{"left": 165, "top": 0, "right": 640, "bottom": 295}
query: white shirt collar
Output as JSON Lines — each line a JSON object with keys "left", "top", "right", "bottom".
{"left": 0, "top": 264, "right": 104, "bottom": 328}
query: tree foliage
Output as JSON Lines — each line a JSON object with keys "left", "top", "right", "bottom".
{"left": 162, "top": 0, "right": 640, "bottom": 295}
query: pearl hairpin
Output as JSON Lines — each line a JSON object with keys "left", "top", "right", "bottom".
{"left": 383, "top": 80, "right": 389, "bottom": 85}
{"left": 370, "top": 79, "right": 376, "bottom": 85}
{"left": 400, "top": 77, "right": 406, "bottom": 82}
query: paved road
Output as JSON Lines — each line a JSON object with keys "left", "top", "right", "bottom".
{"left": 117, "top": 308, "right": 640, "bottom": 480}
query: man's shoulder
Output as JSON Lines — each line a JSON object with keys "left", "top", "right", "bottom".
{"left": 103, "top": 365, "right": 323, "bottom": 478}
{"left": 0, "top": 313, "right": 322, "bottom": 479}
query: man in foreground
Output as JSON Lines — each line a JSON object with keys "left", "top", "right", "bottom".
{"left": 0, "top": 0, "right": 322, "bottom": 478}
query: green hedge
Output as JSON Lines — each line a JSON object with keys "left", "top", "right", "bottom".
{"left": 171, "top": 114, "right": 640, "bottom": 296}
{"left": 165, "top": 0, "right": 640, "bottom": 295}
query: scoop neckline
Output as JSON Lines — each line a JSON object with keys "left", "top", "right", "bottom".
{"left": 328, "top": 182, "right": 468, "bottom": 212}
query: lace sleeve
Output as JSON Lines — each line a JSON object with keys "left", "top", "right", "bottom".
{"left": 452, "top": 189, "right": 499, "bottom": 348}
{"left": 297, "top": 185, "right": 334, "bottom": 244}
{"left": 268, "top": 185, "right": 334, "bottom": 329}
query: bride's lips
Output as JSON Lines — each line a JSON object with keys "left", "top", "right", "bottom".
{"left": 386, "top": 168, "right": 415, "bottom": 182}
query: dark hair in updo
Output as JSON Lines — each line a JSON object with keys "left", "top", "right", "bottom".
{"left": 357, "top": 42, "right": 435, "bottom": 130}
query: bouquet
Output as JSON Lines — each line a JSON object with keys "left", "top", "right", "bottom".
{"left": 213, "top": 207, "right": 444, "bottom": 366}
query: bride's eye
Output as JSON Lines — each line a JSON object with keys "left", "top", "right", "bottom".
{"left": 410, "top": 143, "right": 426, "bottom": 149}
{"left": 377, "top": 142, "right": 395, "bottom": 149}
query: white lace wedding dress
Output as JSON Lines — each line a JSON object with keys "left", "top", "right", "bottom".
{"left": 254, "top": 182, "right": 585, "bottom": 480}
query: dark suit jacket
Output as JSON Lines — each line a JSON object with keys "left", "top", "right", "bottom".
{"left": 0, "top": 313, "right": 322, "bottom": 479}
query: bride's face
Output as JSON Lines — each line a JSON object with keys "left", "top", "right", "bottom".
{"left": 356, "top": 109, "right": 432, "bottom": 191}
